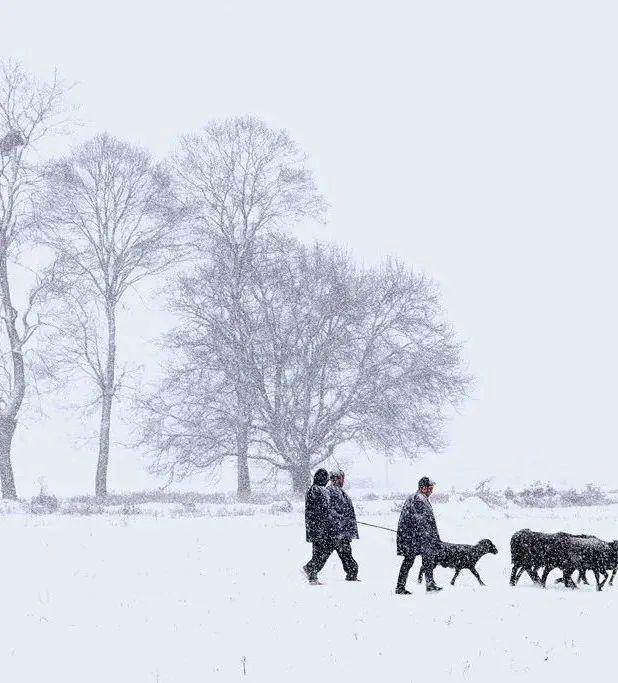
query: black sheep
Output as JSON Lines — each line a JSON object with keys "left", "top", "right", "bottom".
{"left": 510, "top": 529, "right": 613, "bottom": 591}
{"left": 581, "top": 539, "right": 618, "bottom": 586}
{"left": 418, "top": 539, "right": 498, "bottom": 586}
{"left": 510, "top": 529, "right": 554, "bottom": 586}
{"left": 550, "top": 535, "right": 618, "bottom": 591}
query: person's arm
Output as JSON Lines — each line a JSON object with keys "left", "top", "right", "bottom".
{"left": 304, "top": 489, "right": 313, "bottom": 520}
{"left": 348, "top": 494, "right": 357, "bottom": 522}
{"left": 412, "top": 496, "right": 435, "bottom": 539}
{"left": 318, "top": 488, "right": 330, "bottom": 518}
{"left": 311, "top": 488, "right": 332, "bottom": 536}
{"left": 431, "top": 510, "right": 441, "bottom": 541}
{"left": 424, "top": 503, "right": 441, "bottom": 541}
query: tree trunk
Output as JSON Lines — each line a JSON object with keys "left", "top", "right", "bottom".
{"left": 95, "top": 304, "right": 116, "bottom": 498}
{"left": 291, "top": 464, "right": 311, "bottom": 495}
{"left": 0, "top": 419, "right": 17, "bottom": 500}
{"left": 0, "top": 247, "right": 26, "bottom": 500}
{"left": 236, "top": 422, "right": 251, "bottom": 501}
{"left": 95, "top": 391, "right": 113, "bottom": 497}
{"left": 237, "top": 453, "right": 251, "bottom": 501}
{"left": 231, "top": 240, "right": 253, "bottom": 502}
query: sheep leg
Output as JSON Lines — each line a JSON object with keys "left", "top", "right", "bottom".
{"left": 577, "top": 570, "right": 589, "bottom": 585}
{"left": 417, "top": 566, "right": 424, "bottom": 584}
{"left": 596, "top": 570, "right": 608, "bottom": 591}
{"left": 558, "top": 574, "right": 578, "bottom": 588}
{"left": 513, "top": 565, "right": 538, "bottom": 585}
{"left": 610, "top": 567, "right": 617, "bottom": 586}
{"left": 540, "top": 567, "right": 552, "bottom": 587}
{"left": 562, "top": 571, "right": 584, "bottom": 585}
{"left": 470, "top": 567, "right": 485, "bottom": 586}
{"left": 527, "top": 567, "right": 541, "bottom": 584}
{"left": 451, "top": 568, "right": 461, "bottom": 585}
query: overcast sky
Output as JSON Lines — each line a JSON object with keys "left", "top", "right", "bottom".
{"left": 2, "top": 0, "right": 617, "bottom": 495}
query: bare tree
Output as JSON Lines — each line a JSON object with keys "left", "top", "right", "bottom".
{"left": 248, "top": 236, "right": 471, "bottom": 491}
{"left": 143, "top": 233, "right": 470, "bottom": 494}
{"left": 41, "top": 134, "right": 180, "bottom": 497}
{"left": 172, "top": 116, "right": 325, "bottom": 499}
{"left": 0, "top": 60, "right": 71, "bottom": 499}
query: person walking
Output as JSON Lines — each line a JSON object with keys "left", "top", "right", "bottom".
{"left": 303, "top": 468, "right": 333, "bottom": 584}
{"left": 328, "top": 469, "right": 360, "bottom": 581}
{"left": 395, "top": 476, "right": 443, "bottom": 594}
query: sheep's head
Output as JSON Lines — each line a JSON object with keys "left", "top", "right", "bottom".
{"left": 478, "top": 539, "right": 498, "bottom": 555}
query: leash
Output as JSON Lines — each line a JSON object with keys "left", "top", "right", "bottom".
{"left": 358, "top": 521, "right": 397, "bottom": 533}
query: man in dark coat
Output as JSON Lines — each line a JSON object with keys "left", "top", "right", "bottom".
{"left": 328, "top": 469, "right": 360, "bottom": 581}
{"left": 303, "top": 468, "right": 333, "bottom": 584}
{"left": 395, "top": 476, "right": 442, "bottom": 594}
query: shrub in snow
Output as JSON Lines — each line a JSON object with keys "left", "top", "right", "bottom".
{"left": 511, "top": 481, "right": 611, "bottom": 508}
{"left": 120, "top": 504, "right": 142, "bottom": 516}
{"left": 558, "top": 484, "right": 609, "bottom": 507}
{"left": 30, "top": 492, "right": 59, "bottom": 515}
{"left": 269, "top": 500, "right": 293, "bottom": 514}
{"left": 61, "top": 502, "right": 104, "bottom": 515}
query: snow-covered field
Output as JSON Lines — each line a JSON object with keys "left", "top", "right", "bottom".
{"left": 1, "top": 498, "right": 617, "bottom": 682}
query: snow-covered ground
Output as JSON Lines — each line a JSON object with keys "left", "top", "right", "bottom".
{"left": 1, "top": 498, "right": 617, "bottom": 682}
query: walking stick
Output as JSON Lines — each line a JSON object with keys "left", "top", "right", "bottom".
{"left": 357, "top": 521, "right": 397, "bottom": 533}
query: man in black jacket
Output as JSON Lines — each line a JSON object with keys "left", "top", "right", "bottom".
{"left": 328, "top": 469, "right": 360, "bottom": 581}
{"left": 303, "top": 468, "right": 333, "bottom": 584}
{"left": 395, "top": 476, "right": 443, "bottom": 594}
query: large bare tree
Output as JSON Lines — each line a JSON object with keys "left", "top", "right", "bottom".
{"left": 41, "top": 134, "right": 179, "bottom": 497}
{"left": 245, "top": 237, "right": 471, "bottom": 491}
{"left": 140, "top": 233, "right": 470, "bottom": 494}
{"left": 171, "top": 116, "right": 325, "bottom": 498}
{"left": 0, "top": 60, "right": 70, "bottom": 499}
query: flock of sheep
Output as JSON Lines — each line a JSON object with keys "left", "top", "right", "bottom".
{"left": 509, "top": 530, "right": 618, "bottom": 591}
{"left": 426, "top": 531, "right": 618, "bottom": 591}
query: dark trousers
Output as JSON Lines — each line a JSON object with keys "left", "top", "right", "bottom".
{"left": 304, "top": 540, "right": 333, "bottom": 579}
{"left": 304, "top": 539, "right": 359, "bottom": 580}
{"left": 335, "top": 539, "right": 359, "bottom": 580}
{"left": 397, "top": 553, "right": 437, "bottom": 589}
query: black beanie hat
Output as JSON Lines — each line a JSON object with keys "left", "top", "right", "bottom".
{"left": 313, "top": 468, "right": 329, "bottom": 486}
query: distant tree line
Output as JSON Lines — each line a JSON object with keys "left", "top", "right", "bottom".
{"left": 0, "top": 60, "right": 471, "bottom": 500}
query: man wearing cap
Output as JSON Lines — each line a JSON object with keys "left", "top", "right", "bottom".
{"left": 395, "top": 476, "right": 442, "bottom": 594}
{"left": 328, "top": 469, "right": 360, "bottom": 581}
{"left": 303, "top": 468, "right": 334, "bottom": 584}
